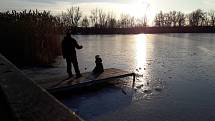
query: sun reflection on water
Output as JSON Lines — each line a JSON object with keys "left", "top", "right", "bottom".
{"left": 135, "top": 34, "right": 147, "bottom": 73}
{"left": 133, "top": 34, "right": 154, "bottom": 99}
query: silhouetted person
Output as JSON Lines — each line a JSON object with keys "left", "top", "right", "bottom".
{"left": 62, "top": 33, "right": 83, "bottom": 79}
{"left": 92, "top": 55, "right": 104, "bottom": 77}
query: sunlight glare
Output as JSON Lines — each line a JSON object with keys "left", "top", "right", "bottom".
{"left": 124, "top": 0, "right": 150, "bottom": 18}
{"left": 135, "top": 34, "right": 147, "bottom": 73}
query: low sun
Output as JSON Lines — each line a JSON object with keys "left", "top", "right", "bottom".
{"left": 126, "top": 0, "right": 150, "bottom": 18}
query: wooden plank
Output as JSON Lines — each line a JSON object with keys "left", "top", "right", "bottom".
{"left": 41, "top": 68, "right": 135, "bottom": 93}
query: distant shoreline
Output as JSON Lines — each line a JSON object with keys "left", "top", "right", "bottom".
{"left": 71, "top": 26, "right": 215, "bottom": 34}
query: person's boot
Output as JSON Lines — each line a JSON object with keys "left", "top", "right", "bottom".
{"left": 68, "top": 73, "right": 73, "bottom": 79}
{"left": 75, "top": 74, "right": 82, "bottom": 79}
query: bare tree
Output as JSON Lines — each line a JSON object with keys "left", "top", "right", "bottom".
{"left": 142, "top": 15, "right": 148, "bottom": 27}
{"left": 154, "top": 11, "right": 164, "bottom": 27}
{"left": 119, "top": 14, "right": 129, "bottom": 28}
{"left": 170, "top": 11, "right": 177, "bottom": 27}
{"left": 81, "top": 16, "right": 89, "bottom": 28}
{"left": 201, "top": 13, "right": 209, "bottom": 26}
{"left": 154, "top": 15, "right": 160, "bottom": 27}
{"left": 188, "top": 9, "right": 205, "bottom": 26}
{"left": 73, "top": 7, "right": 82, "bottom": 27}
{"left": 90, "top": 9, "right": 99, "bottom": 27}
{"left": 208, "top": 10, "right": 215, "bottom": 26}
{"left": 106, "top": 12, "right": 117, "bottom": 28}
{"left": 176, "top": 11, "right": 185, "bottom": 27}
{"left": 98, "top": 9, "right": 107, "bottom": 28}
{"left": 61, "top": 12, "right": 71, "bottom": 28}
{"left": 61, "top": 6, "right": 82, "bottom": 28}
{"left": 128, "top": 16, "right": 135, "bottom": 27}
{"left": 163, "top": 13, "right": 172, "bottom": 27}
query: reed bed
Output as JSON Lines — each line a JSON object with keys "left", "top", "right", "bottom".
{"left": 0, "top": 10, "right": 63, "bottom": 66}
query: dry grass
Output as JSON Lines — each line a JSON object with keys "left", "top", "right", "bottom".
{"left": 0, "top": 10, "right": 64, "bottom": 66}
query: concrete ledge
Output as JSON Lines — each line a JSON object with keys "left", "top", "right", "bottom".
{"left": 0, "top": 85, "right": 18, "bottom": 121}
{"left": 0, "top": 53, "right": 83, "bottom": 121}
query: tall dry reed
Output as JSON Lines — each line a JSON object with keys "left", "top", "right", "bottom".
{"left": 0, "top": 10, "right": 63, "bottom": 66}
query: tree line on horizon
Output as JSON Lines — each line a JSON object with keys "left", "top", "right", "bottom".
{"left": 154, "top": 9, "right": 215, "bottom": 27}
{"left": 61, "top": 7, "right": 147, "bottom": 29}
{"left": 60, "top": 7, "right": 215, "bottom": 28}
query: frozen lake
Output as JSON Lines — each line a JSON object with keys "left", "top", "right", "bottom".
{"left": 24, "top": 34, "right": 215, "bottom": 121}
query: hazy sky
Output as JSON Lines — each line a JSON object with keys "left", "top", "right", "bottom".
{"left": 1, "top": 0, "right": 215, "bottom": 15}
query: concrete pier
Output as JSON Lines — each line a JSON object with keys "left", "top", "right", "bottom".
{"left": 0, "top": 53, "right": 83, "bottom": 121}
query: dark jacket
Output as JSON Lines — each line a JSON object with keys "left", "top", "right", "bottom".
{"left": 62, "top": 35, "right": 82, "bottom": 58}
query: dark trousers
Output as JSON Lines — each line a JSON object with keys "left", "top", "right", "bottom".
{"left": 66, "top": 56, "right": 81, "bottom": 76}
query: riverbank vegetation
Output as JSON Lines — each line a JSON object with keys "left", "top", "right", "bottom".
{"left": 0, "top": 10, "right": 63, "bottom": 66}
{"left": 1, "top": 8, "right": 215, "bottom": 66}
